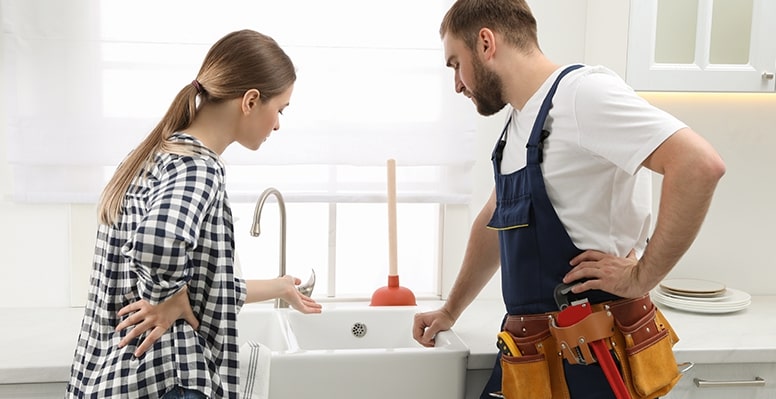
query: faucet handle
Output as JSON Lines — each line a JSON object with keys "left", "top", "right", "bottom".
{"left": 297, "top": 269, "right": 316, "bottom": 297}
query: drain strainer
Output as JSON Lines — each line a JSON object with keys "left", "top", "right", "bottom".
{"left": 351, "top": 322, "right": 367, "bottom": 338}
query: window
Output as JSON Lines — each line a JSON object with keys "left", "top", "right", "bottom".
{"left": 2, "top": 0, "right": 475, "bottom": 299}
{"left": 233, "top": 202, "right": 441, "bottom": 299}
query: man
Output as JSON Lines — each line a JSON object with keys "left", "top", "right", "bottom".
{"left": 412, "top": 1, "right": 725, "bottom": 398}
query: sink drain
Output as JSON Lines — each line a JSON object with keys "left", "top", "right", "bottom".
{"left": 351, "top": 322, "right": 367, "bottom": 338}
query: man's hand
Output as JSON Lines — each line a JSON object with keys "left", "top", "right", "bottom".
{"left": 116, "top": 286, "right": 199, "bottom": 357}
{"left": 412, "top": 308, "right": 455, "bottom": 348}
{"left": 563, "top": 249, "right": 653, "bottom": 298}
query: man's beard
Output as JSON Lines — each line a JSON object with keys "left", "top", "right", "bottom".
{"left": 470, "top": 57, "right": 507, "bottom": 116}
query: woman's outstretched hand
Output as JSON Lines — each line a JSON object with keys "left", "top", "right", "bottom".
{"left": 115, "top": 285, "right": 199, "bottom": 357}
{"left": 244, "top": 276, "right": 322, "bottom": 313}
{"left": 278, "top": 275, "right": 322, "bottom": 314}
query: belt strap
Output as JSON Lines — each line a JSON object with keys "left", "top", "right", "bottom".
{"left": 503, "top": 295, "right": 653, "bottom": 399}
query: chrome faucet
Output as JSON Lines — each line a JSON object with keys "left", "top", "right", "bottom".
{"left": 250, "top": 187, "right": 315, "bottom": 308}
{"left": 251, "top": 187, "right": 289, "bottom": 308}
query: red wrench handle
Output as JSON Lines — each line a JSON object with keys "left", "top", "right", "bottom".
{"left": 556, "top": 303, "right": 631, "bottom": 399}
{"left": 590, "top": 340, "right": 631, "bottom": 399}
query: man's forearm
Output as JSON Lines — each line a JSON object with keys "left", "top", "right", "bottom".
{"left": 443, "top": 192, "right": 501, "bottom": 321}
{"left": 638, "top": 145, "right": 725, "bottom": 290}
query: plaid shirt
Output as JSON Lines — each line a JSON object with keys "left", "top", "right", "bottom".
{"left": 67, "top": 133, "right": 246, "bottom": 398}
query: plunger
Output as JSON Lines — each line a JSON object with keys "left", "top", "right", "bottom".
{"left": 370, "top": 159, "right": 417, "bottom": 306}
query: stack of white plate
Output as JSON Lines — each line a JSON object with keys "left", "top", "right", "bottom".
{"left": 650, "top": 278, "right": 751, "bottom": 314}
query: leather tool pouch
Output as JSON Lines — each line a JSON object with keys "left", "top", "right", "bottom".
{"left": 500, "top": 315, "right": 569, "bottom": 399}
{"left": 609, "top": 295, "right": 682, "bottom": 399}
{"left": 500, "top": 295, "right": 680, "bottom": 399}
{"left": 549, "top": 310, "right": 615, "bottom": 365}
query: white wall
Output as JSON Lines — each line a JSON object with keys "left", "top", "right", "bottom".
{"left": 2, "top": 0, "right": 775, "bottom": 310}
{"left": 642, "top": 92, "right": 776, "bottom": 294}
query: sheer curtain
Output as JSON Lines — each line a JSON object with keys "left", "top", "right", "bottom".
{"left": 2, "top": 0, "right": 475, "bottom": 204}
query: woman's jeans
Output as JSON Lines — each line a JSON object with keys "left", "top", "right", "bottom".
{"left": 161, "top": 386, "right": 207, "bottom": 399}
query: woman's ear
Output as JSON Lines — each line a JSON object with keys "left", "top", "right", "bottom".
{"left": 241, "top": 89, "right": 261, "bottom": 114}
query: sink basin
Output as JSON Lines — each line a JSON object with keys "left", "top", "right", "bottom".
{"left": 284, "top": 306, "right": 428, "bottom": 350}
{"left": 235, "top": 308, "right": 290, "bottom": 351}
{"left": 237, "top": 304, "right": 468, "bottom": 399}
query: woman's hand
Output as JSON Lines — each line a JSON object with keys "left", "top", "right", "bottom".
{"left": 278, "top": 275, "right": 322, "bottom": 314}
{"left": 115, "top": 285, "right": 200, "bottom": 357}
{"left": 244, "top": 276, "right": 322, "bottom": 313}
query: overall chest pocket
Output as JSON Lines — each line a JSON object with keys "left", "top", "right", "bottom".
{"left": 487, "top": 194, "right": 532, "bottom": 231}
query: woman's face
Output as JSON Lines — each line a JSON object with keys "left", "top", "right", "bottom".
{"left": 239, "top": 84, "right": 294, "bottom": 151}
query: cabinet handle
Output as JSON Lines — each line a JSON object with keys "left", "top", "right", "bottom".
{"left": 763, "top": 72, "right": 775, "bottom": 80}
{"left": 693, "top": 376, "right": 766, "bottom": 388}
{"left": 677, "top": 362, "right": 695, "bottom": 373}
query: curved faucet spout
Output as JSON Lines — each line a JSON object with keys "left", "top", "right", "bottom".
{"left": 250, "top": 187, "right": 287, "bottom": 308}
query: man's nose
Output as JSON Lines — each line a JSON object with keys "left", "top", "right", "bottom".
{"left": 454, "top": 74, "right": 465, "bottom": 94}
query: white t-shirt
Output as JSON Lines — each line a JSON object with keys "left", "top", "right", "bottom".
{"left": 500, "top": 65, "right": 686, "bottom": 257}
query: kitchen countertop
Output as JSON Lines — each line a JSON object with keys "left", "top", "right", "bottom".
{"left": 1, "top": 296, "right": 775, "bottom": 385}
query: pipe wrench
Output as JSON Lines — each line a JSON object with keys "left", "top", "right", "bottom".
{"left": 554, "top": 283, "right": 631, "bottom": 399}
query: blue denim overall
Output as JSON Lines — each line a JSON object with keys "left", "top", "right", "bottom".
{"left": 480, "top": 65, "right": 621, "bottom": 399}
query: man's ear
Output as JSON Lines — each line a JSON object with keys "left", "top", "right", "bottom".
{"left": 478, "top": 28, "right": 497, "bottom": 60}
{"left": 241, "top": 89, "right": 261, "bottom": 114}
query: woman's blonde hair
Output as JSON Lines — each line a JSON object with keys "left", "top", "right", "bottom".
{"left": 98, "top": 29, "right": 296, "bottom": 225}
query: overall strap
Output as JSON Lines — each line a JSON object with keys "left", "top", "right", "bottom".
{"left": 526, "top": 64, "right": 584, "bottom": 165}
{"left": 491, "top": 116, "right": 512, "bottom": 171}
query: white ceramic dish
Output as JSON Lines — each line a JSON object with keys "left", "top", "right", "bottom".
{"left": 658, "top": 287, "right": 732, "bottom": 302}
{"left": 651, "top": 287, "right": 751, "bottom": 314}
{"left": 659, "top": 278, "right": 726, "bottom": 297}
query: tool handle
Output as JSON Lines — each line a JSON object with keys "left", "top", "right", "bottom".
{"left": 591, "top": 340, "right": 631, "bottom": 399}
{"left": 496, "top": 331, "right": 521, "bottom": 357}
{"left": 387, "top": 159, "right": 398, "bottom": 276}
{"left": 556, "top": 302, "right": 631, "bottom": 399}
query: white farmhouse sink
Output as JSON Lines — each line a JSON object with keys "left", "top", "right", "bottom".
{"left": 235, "top": 307, "right": 291, "bottom": 351}
{"left": 237, "top": 304, "right": 468, "bottom": 399}
{"left": 285, "top": 306, "right": 428, "bottom": 350}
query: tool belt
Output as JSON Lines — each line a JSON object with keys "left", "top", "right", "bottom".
{"left": 497, "top": 294, "right": 681, "bottom": 399}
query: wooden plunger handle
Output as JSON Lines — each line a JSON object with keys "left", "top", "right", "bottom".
{"left": 387, "top": 159, "right": 398, "bottom": 276}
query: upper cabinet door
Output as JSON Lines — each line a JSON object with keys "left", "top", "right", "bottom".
{"left": 627, "top": 0, "right": 776, "bottom": 92}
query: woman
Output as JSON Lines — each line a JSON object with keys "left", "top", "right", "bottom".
{"left": 66, "top": 29, "right": 321, "bottom": 399}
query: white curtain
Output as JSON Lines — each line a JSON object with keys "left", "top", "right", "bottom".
{"left": 1, "top": 0, "right": 475, "bottom": 204}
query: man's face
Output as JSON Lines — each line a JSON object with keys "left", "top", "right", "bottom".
{"left": 470, "top": 54, "right": 506, "bottom": 116}
{"left": 443, "top": 33, "right": 506, "bottom": 116}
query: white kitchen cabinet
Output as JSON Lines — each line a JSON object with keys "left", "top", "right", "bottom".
{"left": 0, "top": 382, "right": 66, "bottom": 399}
{"left": 665, "top": 362, "right": 775, "bottom": 399}
{"left": 626, "top": 0, "right": 776, "bottom": 92}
